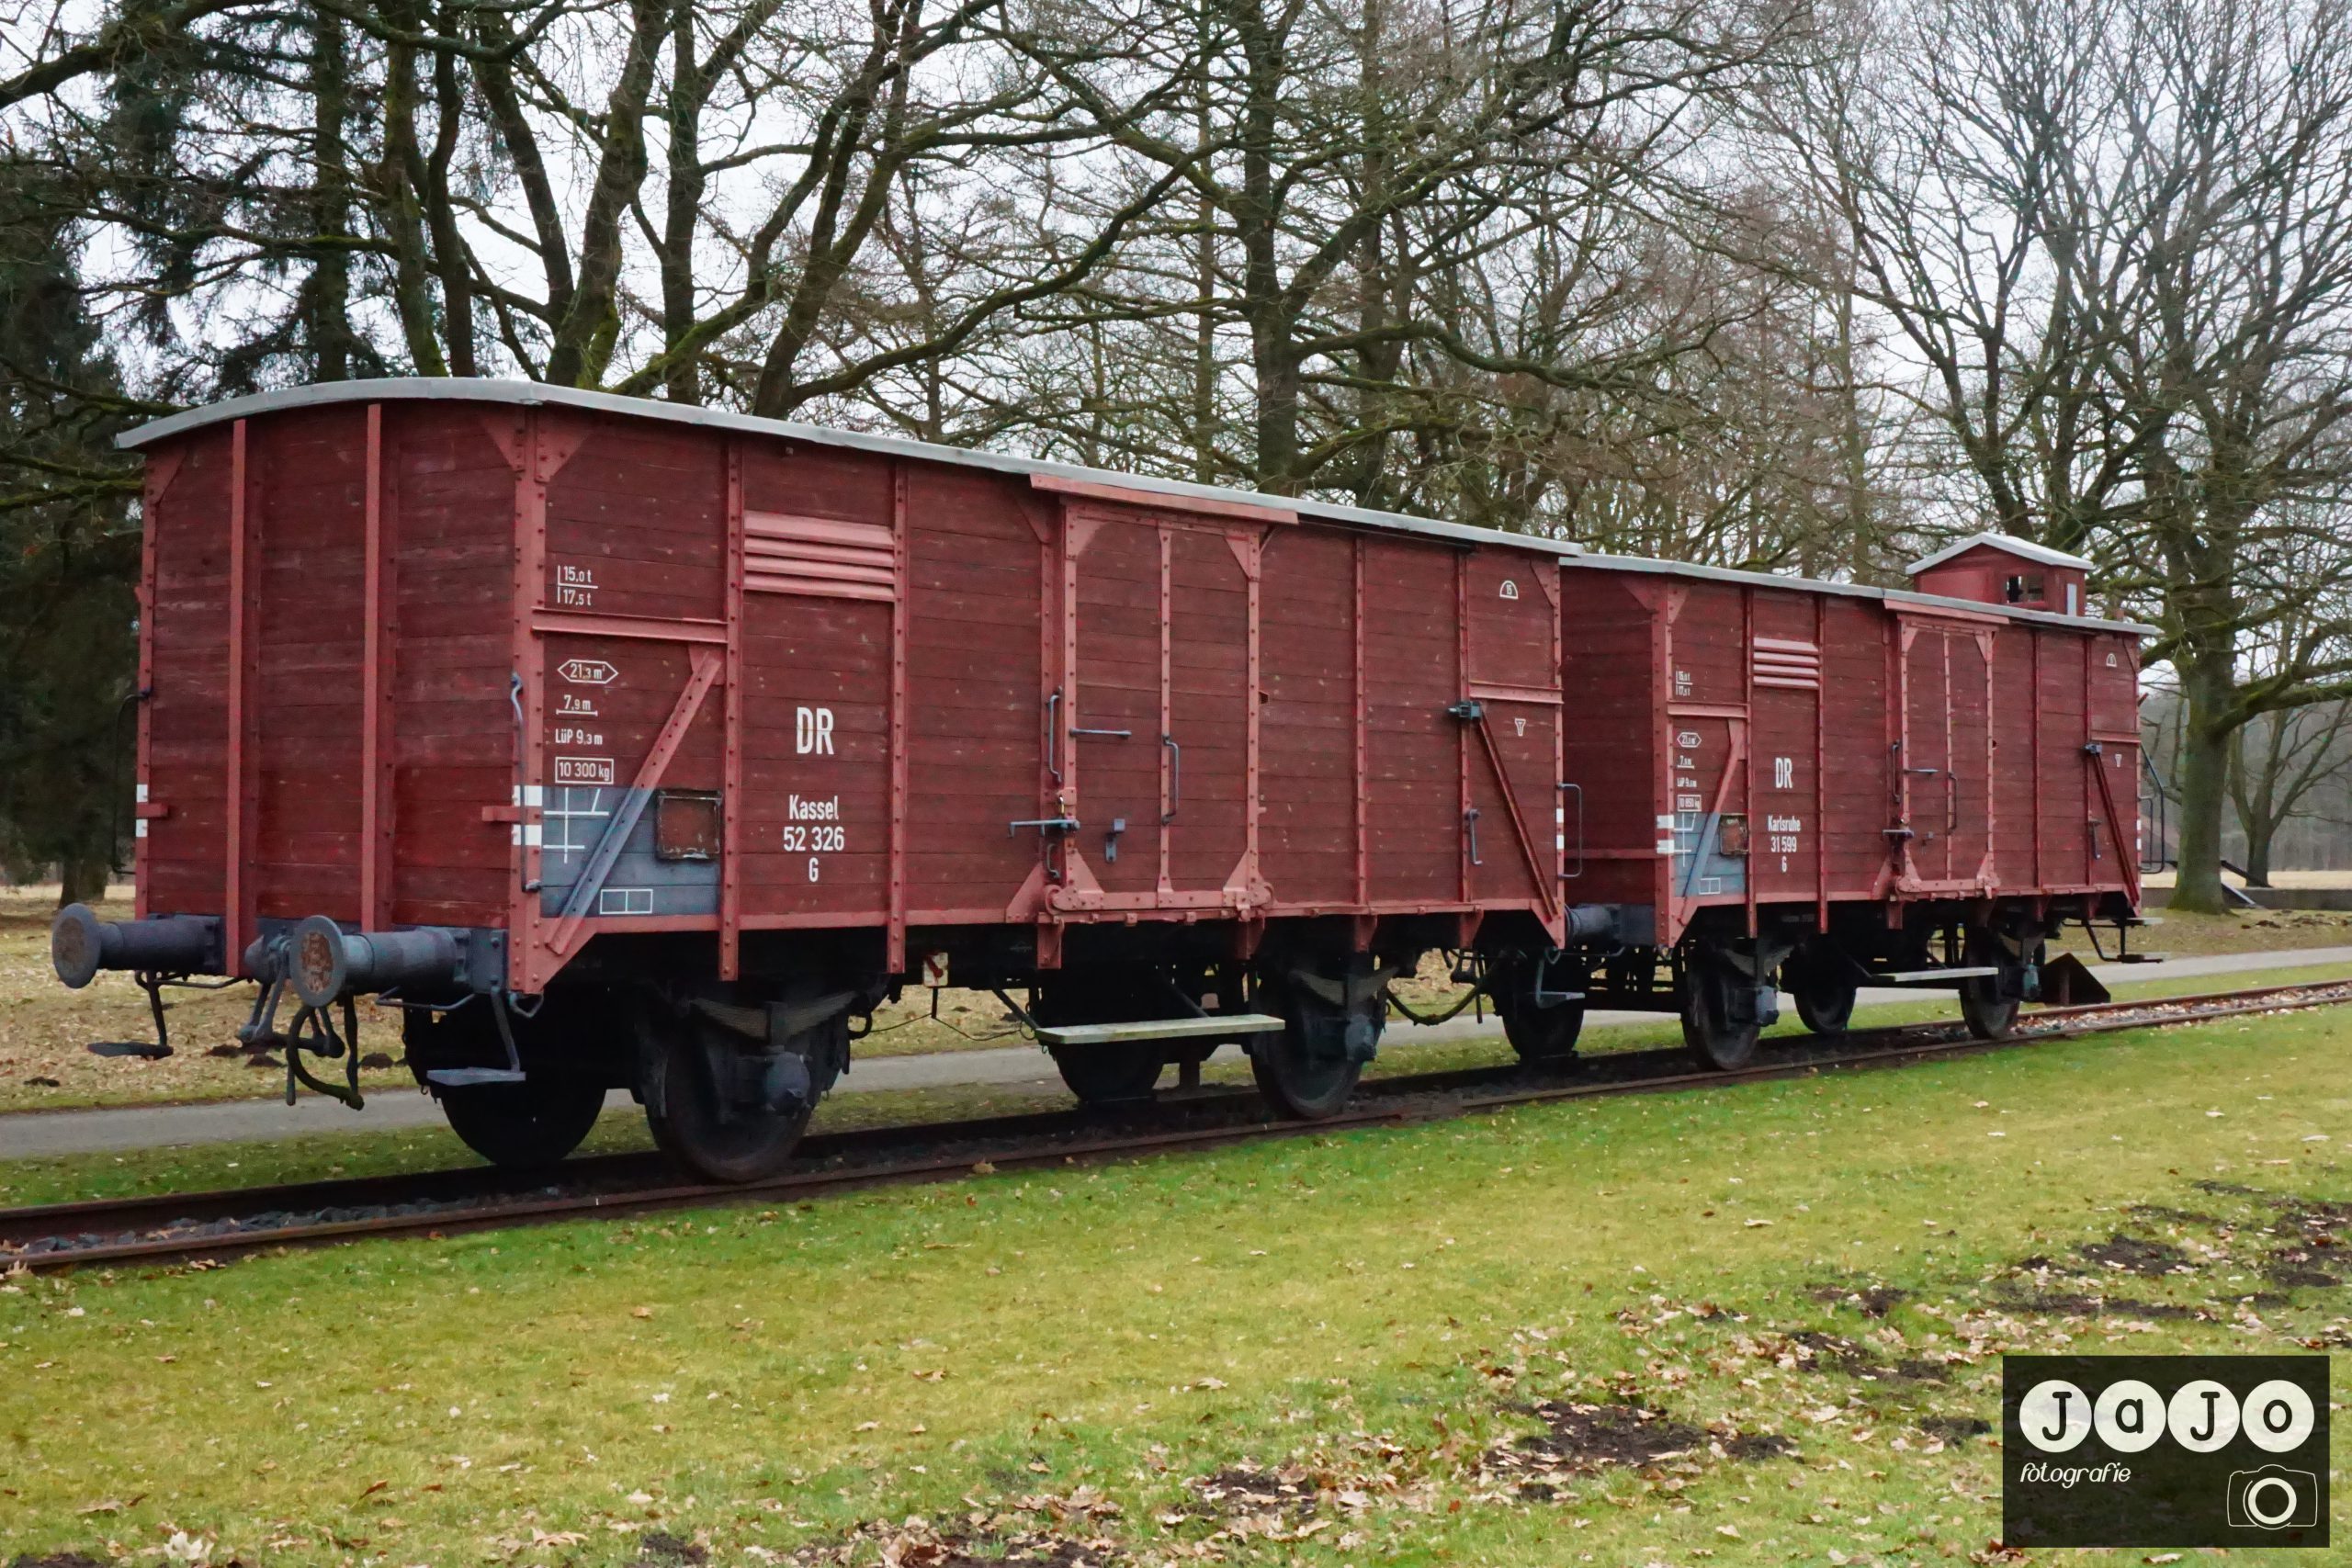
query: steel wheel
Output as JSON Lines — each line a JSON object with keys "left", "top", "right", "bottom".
{"left": 641, "top": 1009, "right": 811, "bottom": 1184}
{"left": 1046, "top": 1044, "right": 1165, "bottom": 1105}
{"left": 1250, "top": 976, "right": 1373, "bottom": 1119}
{"left": 1958, "top": 931, "right": 2026, "bottom": 1040}
{"left": 438, "top": 1076, "right": 606, "bottom": 1170}
{"left": 1682, "top": 953, "right": 1758, "bottom": 1070}
{"left": 1793, "top": 976, "right": 1857, "bottom": 1034}
{"left": 1494, "top": 953, "right": 1585, "bottom": 1065}
{"left": 1034, "top": 968, "right": 1171, "bottom": 1106}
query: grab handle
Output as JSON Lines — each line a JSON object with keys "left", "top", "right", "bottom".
{"left": 1161, "top": 734, "right": 1181, "bottom": 823}
{"left": 1558, "top": 783, "right": 1584, "bottom": 879}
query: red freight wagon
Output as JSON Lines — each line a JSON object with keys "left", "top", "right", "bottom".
{"left": 1534, "top": 546, "right": 2151, "bottom": 1069}
{"left": 50, "top": 382, "right": 2150, "bottom": 1179}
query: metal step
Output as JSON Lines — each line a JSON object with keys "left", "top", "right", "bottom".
{"left": 2121, "top": 915, "right": 2164, "bottom": 928}
{"left": 425, "top": 1066, "right": 529, "bottom": 1087}
{"left": 1035, "top": 1013, "right": 1287, "bottom": 1048}
{"left": 2114, "top": 952, "right": 2171, "bottom": 964}
{"left": 1874, "top": 965, "right": 2001, "bottom": 984}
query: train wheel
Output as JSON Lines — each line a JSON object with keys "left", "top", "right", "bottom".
{"left": 1046, "top": 1044, "right": 1165, "bottom": 1105}
{"left": 641, "top": 1010, "right": 811, "bottom": 1184}
{"left": 1681, "top": 953, "right": 1759, "bottom": 1070}
{"left": 1793, "top": 977, "right": 1856, "bottom": 1035}
{"left": 1959, "top": 933, "right": 2028, "bottom": 1040}
{"left": 1034, "top": 969, "right": 1170, "bottom": 1106}
{"left": 1783, "top": 942, "right": 1859, "bottom": 1035}
{"left": 1494, "top": 953, "right": 1585, "bottom": 1066}
{"left": 1250, "top": 974, "right": 1376, "bottom": 1119}
{"left": 438, "top": 1076, "right": 606, "bottom": 1170}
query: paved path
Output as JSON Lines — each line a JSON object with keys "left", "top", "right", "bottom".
{"left": 6, "top": 945, "right": 2346, "bottom": 1160}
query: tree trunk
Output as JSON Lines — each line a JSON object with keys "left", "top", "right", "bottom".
{"left": 58, "top": 852, "right": 107, "bottom": 908}
{"left": 2242, "top": 816, "right": 2274, "bottom": 887}
{"left": 2170, "top": 652, "right": 2239, "bottom": 913}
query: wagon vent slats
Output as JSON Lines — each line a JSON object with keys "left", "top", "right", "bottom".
{"left": 743, "top": 511, "right": 898, "bottom": 602}
{"left": 1751, "top": 636, "right": 1822, "bottom": 691}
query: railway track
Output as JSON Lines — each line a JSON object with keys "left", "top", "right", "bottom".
{"left": 6, "top": 977, "right": 2347, "bottom": 1273}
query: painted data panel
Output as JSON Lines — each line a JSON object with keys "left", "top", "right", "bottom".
{"left": 1069, "top": 515, "right": 1164, "bottom": 897}
{"left": 536, "top": 634, "right": 725, "bottom": 920}
{"left": 739, "top": 592, "right": 892, "bottom": 919}
{"left": 542, "top": 415, "right": 725, "bottom": 623}
{"left": 1166, "top": 526, "right": 1250, "bottom": 897}
{"left": 1665, "top": 590, "right": 1747, "bottom": 905}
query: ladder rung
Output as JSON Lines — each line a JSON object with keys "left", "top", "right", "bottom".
{"left": 1035, "top": 1013, "right": 1286, "bottom": 1048}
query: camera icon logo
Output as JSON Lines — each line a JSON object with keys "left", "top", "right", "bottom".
{"left": 2226, "top": 1465, "right": 2318, "bottom": 1530}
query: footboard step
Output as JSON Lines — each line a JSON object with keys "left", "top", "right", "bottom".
{"left": 425, "top": 1067, "right": 529, "bottom": 1087}
{"left": 1035, "top": 1013, "right": 1287, "bottom": 1048}
{"left": 1875, "top": 966, "right": 2002, "bottom": 984}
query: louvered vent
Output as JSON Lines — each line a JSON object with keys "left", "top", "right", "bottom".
{"left": 1752, "top": 637, "right": 1822, "bottom": 690}
{"left": 743, "top": 511, "right": 897, "bottom": 602}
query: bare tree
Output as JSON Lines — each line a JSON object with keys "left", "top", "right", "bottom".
{"left": 1770, "top": 0, "right": 2352, "bottom": 911}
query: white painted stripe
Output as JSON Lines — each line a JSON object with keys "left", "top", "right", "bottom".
{"left": 1656, "top": 838, "right": 1677, "bottom": 853}
{"left": 523, "top": 824, "right": 543, "bottom": 848}
{"left": 136, "top": 783, "right": 149, "bottom": 804}
{"left": 1656, "top": 813, "right": 1675, "bottom": 829}
{"left": 134, "top": 819, "right": 148, "bottom": 839}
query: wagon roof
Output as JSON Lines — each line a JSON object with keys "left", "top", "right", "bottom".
{"left": 1571, "top": 553, "right": 2160, "bottom": 637}
{"left": 122, "top": 378, "right": 2155, "bottom": 637}
{"left": 1907, "top": 530, "right": 2097, "bottom": 573}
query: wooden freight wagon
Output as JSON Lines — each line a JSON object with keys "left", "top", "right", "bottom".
{"left": 1526, "top": 542, "right": 2150, "bottom": 1069}
{"left": 53, "top": 381, "right": 1585, "bottom": 1178}
{"left": 49, "top": 381, "right": 2151, "bottom": 1179}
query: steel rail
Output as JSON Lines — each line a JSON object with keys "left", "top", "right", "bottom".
{"left": 6, "top": 978, "right": 2347, "bottom": 1273}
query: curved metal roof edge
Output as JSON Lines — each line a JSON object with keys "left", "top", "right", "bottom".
{"left": 1571, "top": 552, "right": 2160, "bottom": 637}
{"left": 118, "top": 377, "right": 1587, "bottom": 561}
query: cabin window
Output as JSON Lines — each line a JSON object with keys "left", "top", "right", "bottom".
{"left": 2004, "top": 572, "right": 2045, "bottom": 604}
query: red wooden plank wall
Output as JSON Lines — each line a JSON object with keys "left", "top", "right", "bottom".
{"left": 130, "top": 394, "right": 2134, "bottom": 990}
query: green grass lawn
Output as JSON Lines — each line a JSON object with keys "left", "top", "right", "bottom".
{"left": 3, "top": 998, "right": 2347, "bottom": 1565}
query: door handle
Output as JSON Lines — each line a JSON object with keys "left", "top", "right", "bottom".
{"left": 1045, "top": 690, "right": 1062, "bottom": 784}
{"left": 1464, "top": 807, "right": 1483, "bottom": 867}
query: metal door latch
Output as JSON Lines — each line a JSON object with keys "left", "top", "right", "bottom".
{"left": 1009, "top": 817, "right": 1080, "bottom": 838}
